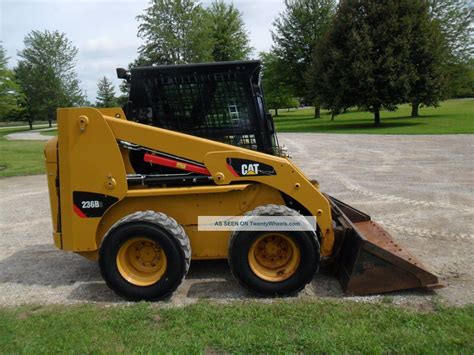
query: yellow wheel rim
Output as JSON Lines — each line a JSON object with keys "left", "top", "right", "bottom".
{"left": 116, "top": 237, "right": 167, "bottom": 286}
{"left": 248, "top": 233, "right": 300, "bottom": 282}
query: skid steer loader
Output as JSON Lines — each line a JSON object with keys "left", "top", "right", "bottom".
{"left": 44, "top": 60, "right": 442, "bottom": 300}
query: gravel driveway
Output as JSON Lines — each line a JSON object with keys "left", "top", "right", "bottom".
{"left": 4, "top": 127, "right": 56, "bottom": 141}
{"left": 0, "top": 133, "right": 473, "bottom": 307}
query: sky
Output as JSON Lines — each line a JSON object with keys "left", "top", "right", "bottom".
{"left": 0, "top": 0, "right": 286, "bottom": 102}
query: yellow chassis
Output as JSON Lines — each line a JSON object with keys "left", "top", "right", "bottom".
{"left": 45, "top": 107, "right": 335, "bottom": 261}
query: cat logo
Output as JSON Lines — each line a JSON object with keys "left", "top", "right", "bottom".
{"left": 227, "top": 158, "right": 276, "bottom": 177}
{"left": 241, "top": 163, "right": 259, "bottom": 176}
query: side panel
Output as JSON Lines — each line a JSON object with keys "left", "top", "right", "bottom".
{"left": 57, "top": 108, "right": 127, "bottom": 251}
{"left": 97, "top": 184, "right": 285, "bottom": 259}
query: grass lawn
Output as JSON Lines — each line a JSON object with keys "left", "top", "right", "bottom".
{"left": 41, "top": 129, "right": 58, "bottom": 136}
{"left": 0, "top": 121, "right": 50, "bottom": 128}
{"left": 0, "top": 301, "right": 473, "bottom": 353}
{"left": 0, "top": 127, "right": 46, "bottom": 178}
{"left": 274, "top": 98, "right": 474, "bottom": 134}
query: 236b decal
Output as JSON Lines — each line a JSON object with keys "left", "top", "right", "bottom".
{"left": 73, "top": 191, "right": 118, "bottom": 218}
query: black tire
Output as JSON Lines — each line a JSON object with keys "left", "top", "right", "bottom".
{"left": 228, "top": 204, "right": 320, "bottom": 297}
{"left": 99, "top": 211, "right": 191, "bottom": 301}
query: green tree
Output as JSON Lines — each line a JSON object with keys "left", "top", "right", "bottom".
{"left": 0, "top": 45, "right": 24, "bottom": 121}
{"left": 313, "top": 0, "right": 426, "bottom": 126}
{"left": 96, "top": 76, "right": 117, "bottom": 108}
{"left": 271, "top": 0, "right": 336, "bottom": 118}
{"left": 15, "top": 30, "right": 84, "bottom": 128}
{"left": 446, "top": 59, "right": 474, "bottom": 98}
{"left": 430, "top": 0, "right": 474, "bottom": 98}
{"left": 307, "top": 44, "right": 351, "bottom": 120}
{"left": 261, "top": 52, "right": 297, "bottom": 116}
{"left": 408, "top": 1, "right": 447, "bottom": 117}
{"left": 137, "top": 0, "right": 213, "bottom": 65}
{"left": 116, "top": 83, "right": 129, "bottom": 107}
{"left": 207, "top": 0, "right": 252, "bottom": 61}
{"left": 430, "top": 0, "right": 473, "bottom": 62}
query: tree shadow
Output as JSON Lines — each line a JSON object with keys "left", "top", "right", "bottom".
{"left": 276, "top": 117, "right": 423, "bottom": 132}
{"left": 0, "top": 244, "right": 101, "bottom": 287}
{"left": 1, "top": 244, "right": 429, "bottom": 303}
{"left": 276, "top": 111, "right": 443, "bottom": 124}
{"left": 68, "top": 282, "right": 123, "bottom": 303}
{"left": 187, "top": 280, "right": 249, "bottom": 299}
{"left": 185, "top": 260, "right": 249, "bottom": 300}
{"left": 186, "top": 259, "right": 234, "bottom": 280}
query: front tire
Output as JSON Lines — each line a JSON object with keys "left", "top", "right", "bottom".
{"left": 99, "top": 211, "right": 191, "bottom": 301}
{"left": 228, "top": 204, "right": 320, "bottom": 297}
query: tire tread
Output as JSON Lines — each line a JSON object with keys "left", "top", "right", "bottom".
{"left": 99, "top": 210, "right": 191, "bottom": 300}
{"left": 228, "top": 204, "right": 320, "bottom": 297}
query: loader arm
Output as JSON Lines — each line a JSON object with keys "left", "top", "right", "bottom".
{"left": 104, "top": 112, "right": 336, "bottom": 256}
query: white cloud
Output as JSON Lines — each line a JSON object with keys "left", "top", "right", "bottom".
{"left": 81, "top": 36, "right": 137, "bottom": 53}
{"left": 1, "top": 0, "right": 285, "bottom": 102}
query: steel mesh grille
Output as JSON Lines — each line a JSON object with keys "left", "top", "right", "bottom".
{"left": 142, "top": 72, "right": 257, "bottom": 150}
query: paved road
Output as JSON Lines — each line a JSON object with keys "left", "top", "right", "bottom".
{"left": 0, "top": 133, "right": 473, "bottom": 306}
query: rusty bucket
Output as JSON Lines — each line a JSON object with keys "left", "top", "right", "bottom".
{"left": 326, "top": 195, "right": 443, "bottom": 295}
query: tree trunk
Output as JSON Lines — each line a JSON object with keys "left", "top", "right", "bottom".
{"left": 275, "top": 108, "right": 278, "bottom": 117}
{"left": 411, "top": 101, "right": 419, "bottom": 117}
{"left": 331, "top": 111, "right": 336, "bottom": 121}
{"left": 48, "top": 118, "right": 52, "bottom": 128}
{"left": 314, "top": 105, "right": 321, "bottom": 119}
{"left": 374, "top": 109, "right": 381, "bottom": 127}
{"left": 28, "top": 117, "right": 33, "bottom": 130}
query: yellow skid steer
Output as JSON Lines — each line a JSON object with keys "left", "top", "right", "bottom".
{"left": 44, "top": 61, "right": 441, "bottom": 300}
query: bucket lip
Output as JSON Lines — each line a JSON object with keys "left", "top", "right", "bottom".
{"left": 425, "top": 283, "right": 445, "bottom": 290}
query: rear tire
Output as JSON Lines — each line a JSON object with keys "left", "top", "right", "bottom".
{"left": 99, "top": 211, "right": 191, "bottom": 301}
{"left": 228, "top": 204, "right": 320, "bottom": 297}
